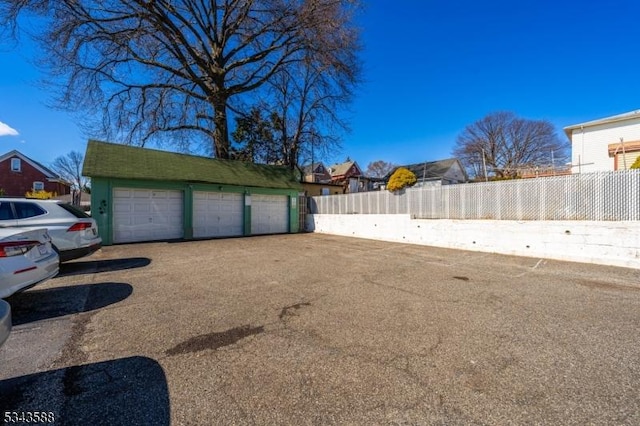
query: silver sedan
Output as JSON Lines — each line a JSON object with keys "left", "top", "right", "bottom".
{"left": 0, "top": 227, "right": 59, "bottom": 299}
{"left": 0, "top": 299, "right": 10, "bottom": 347}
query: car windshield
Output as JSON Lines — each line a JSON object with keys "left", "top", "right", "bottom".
{"left": 58, "top": 203, "right": 90, "bottom": 219}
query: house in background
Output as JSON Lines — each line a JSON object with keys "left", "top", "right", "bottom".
{"left": 55, "top": 191, "right": 92, "bottom": 212}
{"left": 564, "top": 109, "right": 640, "bottom": 173}
{"left": 516, "top": 165, "right": 571, "bottom": 179}
{"left": 328, "top": 159, "right": 364, "bottom": 193}
{"left": 385, "top": 158, "right": 468, "bottom": 187}
{"left": 0, "top": 150, "right": 71, "bottom": 196}
{"left": 302, "top": 162, "right": 332, "bottom": 183}
{"left": 301, "top": 182, "right": 344, "bottom": 196}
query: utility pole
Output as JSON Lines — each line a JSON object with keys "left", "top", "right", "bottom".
{"left": 482, "top": 149, "right": 488, "bottom": 182}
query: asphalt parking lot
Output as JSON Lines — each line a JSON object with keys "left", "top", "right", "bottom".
{"left": 1, "top": 233, "right": 639, "bottom": 425}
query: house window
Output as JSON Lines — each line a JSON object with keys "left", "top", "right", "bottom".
{"left": 10, "top": 158, "right": 21, "bottom": 172}
{"left": 33, "top": 181, "right": 44, "bottom": 191}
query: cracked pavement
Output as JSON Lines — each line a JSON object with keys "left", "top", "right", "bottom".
{"left": 1, "top": 233, "right": 639, "bottom": 425}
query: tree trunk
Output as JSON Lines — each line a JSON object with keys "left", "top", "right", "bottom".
{"left": 213, "top": 96, "right": 230, "bottom": 159}
{"left": 287, "top": 144, "right": 298, "bottom": 170}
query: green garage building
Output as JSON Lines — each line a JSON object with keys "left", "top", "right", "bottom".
{"left": 83, "top": 140, "right": 302, "bottom": 245}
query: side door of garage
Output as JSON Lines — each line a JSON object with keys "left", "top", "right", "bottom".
{"left": 113, "top": 188, "right": 184, "bottom": 243}
{"left": 192, "top": 191, "right": 244, "bottom": 238}
{"left": 251, "top": 194, "right": 289, "bottom": 235}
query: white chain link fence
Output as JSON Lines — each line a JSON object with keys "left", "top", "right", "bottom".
{"left": 309, "top": 170, "right": 640, "bottom": 221}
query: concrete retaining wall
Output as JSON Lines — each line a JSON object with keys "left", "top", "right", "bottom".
{"left": 306, "top": 214, "right": 640, "bottom": 269}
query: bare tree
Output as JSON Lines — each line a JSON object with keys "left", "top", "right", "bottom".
{"left": 1, "top": 0, "right": 361, "bottom": 159}
{"left": 453, "top": 112, "right": 569, "bottom": 179}
{"left": 50, "top": 151, "right": 89, "bottom": 204}
{"left": 271, "top": 48, "right": 356, "bottom": 170}
{"left": 232, "top": 45, "right": 359, "bottom": 170}
{"left": 365, "top": 160, "right": 397, "bottom": 178}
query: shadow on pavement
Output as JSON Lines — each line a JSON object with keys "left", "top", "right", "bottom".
{"left": 59, "top": 257, "right": 151, "bottom": 277}
{"left": 0, "top": 356, "right": 170, "bottom": 426}
{"left": 7, "top": 282, "right": 133, "bottom": 326}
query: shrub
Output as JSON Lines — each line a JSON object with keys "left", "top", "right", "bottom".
{"left": 387, "top": 167, "right": 417, "bottom": 192}
{"left": 630, "top": 156, "right": 640, "bottom": 169}
{"left": 25, "top": 190, "right": 57, "bottom": 199}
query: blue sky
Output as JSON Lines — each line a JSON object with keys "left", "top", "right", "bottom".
{"left": 1, "top": 0, "right": 640, "bottom": 170}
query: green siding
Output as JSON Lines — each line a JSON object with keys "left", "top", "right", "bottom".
{"left": 91, "top": 178, "right": 299, "bottom": 245}
{"left": 289, "top": 195, "right": 300, "bottom": 233}
{"left": 243, "top": 193, "right": 251, "bottom": 236}
{"left": 91, "top": 177, "right": 112, "bottom": 245}
{"left": 183, "top": 186, "right": 194, "bottom": 240}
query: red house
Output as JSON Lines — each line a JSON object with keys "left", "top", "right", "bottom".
{"left": 328, "top": 159, "right": 364, "bottom": 193}
{"left": 0, "top": 150, "right": 71, "bottom": 196}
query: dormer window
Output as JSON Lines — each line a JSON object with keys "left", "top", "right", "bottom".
{"left": 11, "top": 158, "right": 21, "bottom": 172}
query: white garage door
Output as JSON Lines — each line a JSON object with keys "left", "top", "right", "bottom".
{"left": 193, "top": 191, "right": 244, "bottom": 238}
{"left": 113, "top": 188, "right": 183, "bottom": 243}
{"left": 251, "top": 194, "right": 289, "bottom": 235}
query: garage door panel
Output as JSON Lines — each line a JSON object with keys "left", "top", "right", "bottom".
{"left": 251, "top": 194, "right": 289, "bottom": 235}
{"left": 114, "top": 189, "right": 132, "bottom": 198}
{"left": 132, "top": 216, "right": 150, "bottom": 226}
{"left": 113, "top": 203, "right": 132, "bottom": 213}
{"left": 133, "top": 189, "right": 152, "bottom": 198}
{"left": 113, "top": 188, "right": 184, "bottom": 243}
{"left": 133, "top": 203, "right": 151, "bottom": 213}
{"left": 193, "top": 191, "right": 243, "bottom": 238}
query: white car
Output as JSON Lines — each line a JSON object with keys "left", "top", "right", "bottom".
{"left": 0, "top": 198, "right": 102, "bottom": 262}
{"left": 0, "top": 227, "right": 59, "bottom": 299}
{"left": 0, "top": 300, "right": 10, "bottom": 347}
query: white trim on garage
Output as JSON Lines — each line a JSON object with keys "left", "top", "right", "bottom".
{"left": 193, "top": 191, "right": 244, "bottom": 238}
{"left": 113, "top": 188, "right": 183, "bottom": 243}
{"left": 251, "top": 194, "right": 289, "bottom": 235}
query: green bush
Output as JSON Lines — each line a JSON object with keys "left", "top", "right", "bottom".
{"left": 387, "top": 167, "right": 417, "bottom": 192}
{"left": 630, "top": 156, "right": 640, "bottom": 169}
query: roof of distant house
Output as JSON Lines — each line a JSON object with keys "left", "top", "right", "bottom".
{"left": 564, "top": 109, "right": 640, "bottom": 139}
{"left": 327, "top": 160, "right": 360, "bottom": 177}
{"left": 302, "top": 162, "right": 326, "bottom": 175}
{"left": 0, "top": 150, "right": 65, "bottom": 181}
{"left": 83, "top": 140, "right": 302, "bottom": 190}
{"left": 385, "top": 158, "right": 467, "bottom": 181}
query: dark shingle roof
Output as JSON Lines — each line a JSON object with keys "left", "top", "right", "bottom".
{"left": 83, "top": 140, "right": 302, "bottom": 190}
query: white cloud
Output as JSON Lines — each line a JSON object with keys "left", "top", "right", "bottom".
{"left": 0, "top": 121, "right": 19, "bottom": 137}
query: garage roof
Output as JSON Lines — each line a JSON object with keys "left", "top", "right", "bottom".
{"left": 83, "top": 140, "right": 302, "bottom": 190}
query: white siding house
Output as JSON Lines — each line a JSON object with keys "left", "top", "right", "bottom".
{"left": 564, "top": 110, "right": 640, "bottom": 173}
